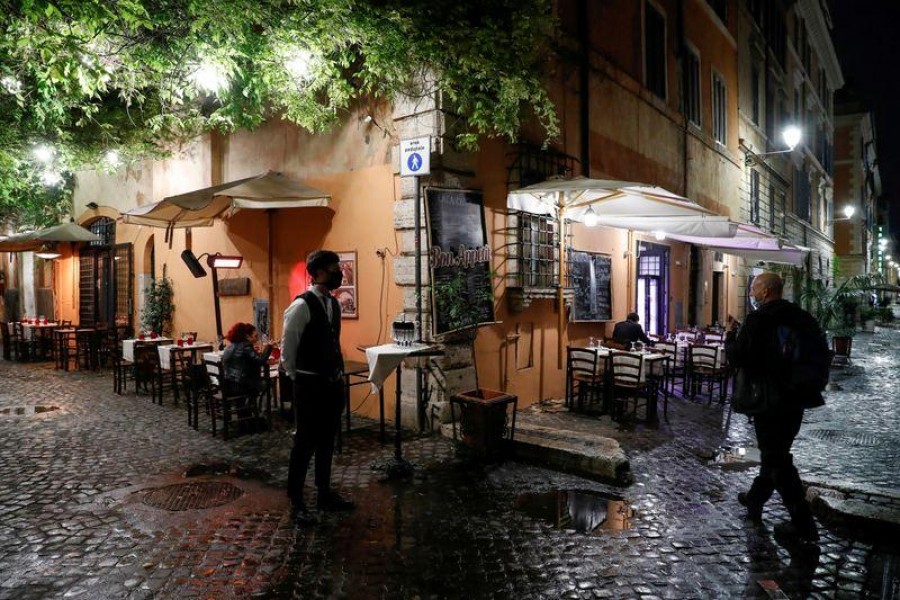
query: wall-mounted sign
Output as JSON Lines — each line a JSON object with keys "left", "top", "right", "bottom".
{"left": 400, "top": 137, "right": 431, "bottom": 177}
{"left": 570, "top": 250, "right": 612, "bottom": 322}
{"left": 425, "top": 188, "right": 494, "bottom": 335}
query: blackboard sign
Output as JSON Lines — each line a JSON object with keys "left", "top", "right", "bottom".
{"left": 570, "top": 250, "right": 612, "bottom": 322}
{"left": 425, "top": 188, "right": 495, "bottom": 335}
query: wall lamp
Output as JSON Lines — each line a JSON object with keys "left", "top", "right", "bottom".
{"left": 828, "top": 205, "right": 856, "bottom": 223}
{"left": 35, "top": 244, "right": 61, "bottom": 260}
{"left": 181, "top": 250, "right": 244, "bottom": 346}
{"left": 744, "top": 125, "right": 802, "bottom": 165}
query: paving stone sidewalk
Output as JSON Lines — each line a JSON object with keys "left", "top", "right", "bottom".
{"left": 0, "top": 331, "right": 899, "bottom": 599}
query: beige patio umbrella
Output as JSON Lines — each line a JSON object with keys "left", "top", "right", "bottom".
{"left": 507, "top": 177, "right": 736, "bottom": 368}
{"left": 0, "top": 222, "right": 101, "bottom": 252}
{"left": 120, "top": 171, "right": 332, "bottom": 320}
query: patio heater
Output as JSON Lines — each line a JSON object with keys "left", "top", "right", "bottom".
{"left": 181, "top": 250, "right": 244, "bottom": 347}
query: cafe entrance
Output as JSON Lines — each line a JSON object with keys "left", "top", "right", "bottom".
{"left": 635, "top": 241, "right": 670, "bottom": 337}
{"left": 78, "top": 218, "right": 133, "bottom": 328}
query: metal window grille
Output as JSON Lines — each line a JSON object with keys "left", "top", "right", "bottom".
{"left": 114, "top": 244, "right": 133, "bottom": 327}
{"left": 88, "top": 217, "right": 116, "bottom": 246}
{"left": 78, "top": 252, "right": 95, "bottom": 326}
{"left": 750, "top": 170, "right": 760, "bottom": 224}
{"left": 638, "top": 254, "right": 661, "bottom": 277}
{"left": 518, "top": 213, "right": 560, "bottom": 288}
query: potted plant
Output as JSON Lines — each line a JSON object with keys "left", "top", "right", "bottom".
{"left": 799, "top": 273, "right": 882, "bottom": 358}
{"left": 859, "top": 305, "right": 877, "bottom": 333}
{"left": 140, "top": 277, "right": 175, "bottom": 336}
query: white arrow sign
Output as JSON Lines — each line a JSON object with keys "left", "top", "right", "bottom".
{"left": 400, "top": 137, "right": 431, "bottom": 177}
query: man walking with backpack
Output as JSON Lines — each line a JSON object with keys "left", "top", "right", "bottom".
{"left": 726, "top": 272, "right": 828, "bottom": 543}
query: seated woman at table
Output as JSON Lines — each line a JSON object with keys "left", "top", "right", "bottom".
{"left": 222, "top": 322, "right": 273, "bottom": 403}
{"left": 612, "top": 312, "right": 654, "bottom": 348}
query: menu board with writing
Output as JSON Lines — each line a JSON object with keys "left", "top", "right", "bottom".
{"left": 570, "top": 250, "right": 612, "bottom": 322}
{"left": 425, "top": 188, "right": 495, "bottom": 335}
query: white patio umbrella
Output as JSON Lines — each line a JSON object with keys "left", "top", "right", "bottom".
{"left": 0, "top": 222, "right": 101, "bottom": 252}
{"left": 666, "top": 223, "right": 808, "bottom": 266}
{"left": 120, "top": 171, "right": 332, "bottom": 317}
{"left": 506, "top": 177, "right": 736, "bottom": 367}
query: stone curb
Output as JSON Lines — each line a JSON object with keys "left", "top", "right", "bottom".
{"left": 804, "top": 478, "right": 900, "bottom": 541}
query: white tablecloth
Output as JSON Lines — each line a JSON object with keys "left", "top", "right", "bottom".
{"left": 202, "top": 350, "right": 279, "bottom": 380}
{"left": 156, "top": 343, "right": 214, "bottom": 370}
{"left": 21, "top": 322, "right": 59, "bottom": 340}
{"left": 585, "top": 348, "right": 666, "bottom": 382}
{"left": 122, "top": 338, "right": 172, "bottom": 361}
{"left": 365, "top": 343, "right": 436, "bottom": 391}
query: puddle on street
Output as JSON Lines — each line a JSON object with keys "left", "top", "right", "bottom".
{"left": 0, "top": 405, "right": 60, "bottom": 416}
{"left": 707, "top": 444, "right": 761, "bottom": 470}
{"left": 514, "top": 489, "right": 636, "bottom": 533}
{"left": 183, "top": 462, "right": 272, "bottom": 480}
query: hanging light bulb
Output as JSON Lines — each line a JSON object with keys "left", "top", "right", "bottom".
{"left": 190, "top": 61, "right": 229, "bottom": 93}
{"left": 654, "top": 230, "right": 667, "bottom": 241}
{"left": 583, "top": 205, "right": 598, "bottom": 227}
{"left": 103, "top": 149, "right": 121, "bottom": 168}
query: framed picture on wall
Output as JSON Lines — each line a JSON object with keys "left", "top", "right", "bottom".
{"left": 336, "top": 251, "right": 358, "bottom": 319}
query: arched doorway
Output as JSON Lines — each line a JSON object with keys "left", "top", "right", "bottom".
{"left": 78, "top": 217, "right": 133, "bottom": 328}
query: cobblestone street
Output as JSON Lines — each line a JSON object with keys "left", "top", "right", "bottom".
{"left": 1, "top": 331, "right": 899, "bottom": 599}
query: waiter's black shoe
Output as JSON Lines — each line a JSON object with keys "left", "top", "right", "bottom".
{"left": 317, "top": 492, "right": 356, "bottom": 512}
{"left": 291, "top": 502, "right": 317, "bottom": 526}
{"left": 737, "top": 492, "right": 763, "bottom": 522}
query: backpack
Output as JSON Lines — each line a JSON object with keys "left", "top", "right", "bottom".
{"left": 775, "top": 323, "right": 832, "bottom": 393}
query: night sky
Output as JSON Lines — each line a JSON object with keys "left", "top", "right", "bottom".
{"left": 828, "top": 0, "right": 900, "bottom": 234}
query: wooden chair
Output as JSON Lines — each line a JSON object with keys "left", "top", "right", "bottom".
{"left": 1, "top": 322, "right": 13, "bottom": 361}
{"left": 566, "top": 347, "right": 608, "bottom": 413}
{"left": 75, "top": 328, "right": 100, "bottom": 370}
{"left": 610, "top": 351, "right": 656, "bottom": 421}
{"left": 110, "top": 342, "right": 135, "bottom": 395}
{"left": 204, "top": 359, "right": 258, "bottom": 440}
{"left": 184, "top": 363, "right": 214, "bottom": 432}
{"left": 653, "top": 341, "right": 684, "bottom": 410}
{"left": 11, "top": 322, "right": 35, "bottom": 362}
{"left": 687, "top": 345, "right": 730, "bottom": 404}
{"left": 133, "top": 343, "right": 172, "bottom": 404}
{"left": 54, "top": 328, "right": 77, "bottom": 370}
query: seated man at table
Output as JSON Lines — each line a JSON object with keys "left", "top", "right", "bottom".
{"left": 612, "top": 312, "right": 654, "bottom": 348}
{"left": 222, "top": 322, "right": 272, "bottom": 426}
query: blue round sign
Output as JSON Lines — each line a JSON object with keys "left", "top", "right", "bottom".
{"left": 407, "top": 153, "right": 423, "bottom": 172}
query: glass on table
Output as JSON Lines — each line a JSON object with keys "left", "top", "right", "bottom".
{"left": 588, "top": 336, "right": 597, "bottom": 348}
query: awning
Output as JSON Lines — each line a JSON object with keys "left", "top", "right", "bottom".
{"left": 121, "top": 171, "right": 331, "bottom": 228}
{"left": 666, "top": 223, "right": 808, "bottom": 266}
{"left": 507, "top": 177, "right": 735, "bottom": 238}
{"left": 0, "top": 222, "right": 101, "bottom": 252}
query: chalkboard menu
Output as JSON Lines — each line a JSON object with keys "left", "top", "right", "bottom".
{"left": 570, "top": 250, "right": 612, "bottom": 322}
{"left": 425, "top": 188, "right": 495, "bottom": 335}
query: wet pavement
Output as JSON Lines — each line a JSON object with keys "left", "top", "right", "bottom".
{"left": 1, "top": 330, "right": 899, "bottom": 598}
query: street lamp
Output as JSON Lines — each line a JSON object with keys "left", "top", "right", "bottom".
{"left": 745, "top": 125, "right": 802, "bottom": 165}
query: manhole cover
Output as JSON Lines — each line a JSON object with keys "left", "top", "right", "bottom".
{"left": 142, "top": 481, "right": 244, "bottom": 511}
{"left": 806, "top": 429, "right": 878, "bottom": 446}
{"left": 0, "top": 406, "right": 60, "bottom": 416}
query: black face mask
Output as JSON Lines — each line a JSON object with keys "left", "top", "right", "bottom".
{"left": 323, "top": 270, "right": 343, "bottom": 291}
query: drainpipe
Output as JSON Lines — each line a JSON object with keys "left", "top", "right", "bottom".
{"left": 677, "top": 0, "right": 689, "bottom": 197}
{"left": 578, "top": 0, "right": 590, "bottom": 175}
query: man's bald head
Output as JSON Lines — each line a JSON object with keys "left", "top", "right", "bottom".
{"left": 750, "top": 272, "right": 784, "bottom": 305}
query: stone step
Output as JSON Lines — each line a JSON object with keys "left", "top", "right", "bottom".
{"left": 806, "top": 479, "right": 900, "bottom": 541}
{"left": 512, "top": 422, "right": 632, "bottom": 486}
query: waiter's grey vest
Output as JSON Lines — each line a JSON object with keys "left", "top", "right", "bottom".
{"left": 295, "top": 291, "right": 344, "bottom": 379}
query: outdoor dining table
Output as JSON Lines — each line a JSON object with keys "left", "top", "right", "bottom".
{"left": 203, "top": 350, "right": 279, "bottom": 425}
{"left": 364, "top": 343, "right": 443, "bottom": 478}
{"left": 21, "top": 321, "right": 59, "bottom": 360}
{"left": 577, "top": 346, "right": 668, "bottom": 421}
{"left": 122, "top": 337, "right": 172, "bottom": 361}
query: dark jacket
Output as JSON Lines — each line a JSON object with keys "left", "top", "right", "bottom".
{"left": 725, "top": 298, "right": 825, "bottom": 410}
{"left": 222, "top": 340, "right": 271, "bottom": 395}
{"left": 612, "top": 320, "right": 653, "bottom": 346}
{"left": 296, "top": 290, "right": 343, "bottom": 380}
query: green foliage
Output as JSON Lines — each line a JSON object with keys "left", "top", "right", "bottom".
{"left": 140, "top": 277, "right": 175, "bottom": 335}
{"left": 432, "top": 269, "right": 494, "bottom": 334}
{"left": 799, "top": 274, "right": 883, "bottom": 338}
{"left": 0, "top": 0, "right": 559, "bottom": 226}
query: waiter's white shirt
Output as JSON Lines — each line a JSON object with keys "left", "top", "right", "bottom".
{"left": 281, "top": 285, "right": 335, "bottom": 379}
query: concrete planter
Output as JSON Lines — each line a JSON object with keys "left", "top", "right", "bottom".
{"left": 863, "top": 320, "right": 876, "bottom": 333}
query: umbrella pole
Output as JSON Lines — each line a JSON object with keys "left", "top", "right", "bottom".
{"left": 267, "top": 209, "right": 274, "bottom": 338}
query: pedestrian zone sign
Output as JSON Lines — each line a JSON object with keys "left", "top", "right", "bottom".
{"left": 400, "top": 137, "right": 431, "bottom": 177}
